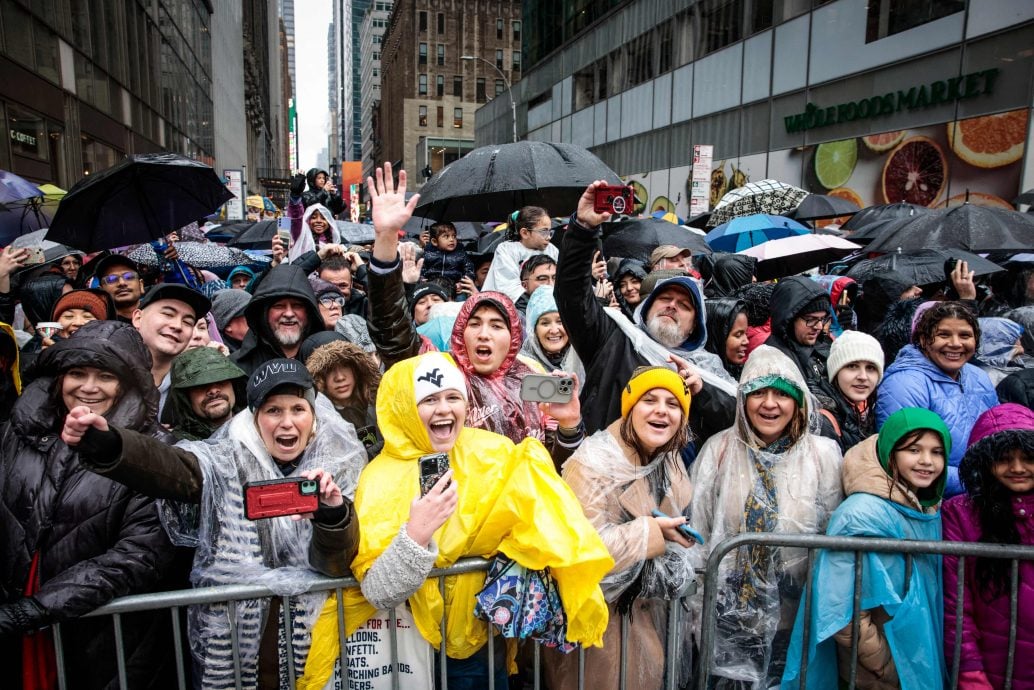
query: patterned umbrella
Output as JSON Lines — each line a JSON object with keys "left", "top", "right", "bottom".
{"left": 707, "top": 180, "right": 809, "bottom": 227}
{"left": 126, "top": 241, "right": 263, "bottom": 269}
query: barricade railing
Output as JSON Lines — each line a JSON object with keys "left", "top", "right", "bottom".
{"left": 55, "top": 535, "right": 1034, "bottom": 690}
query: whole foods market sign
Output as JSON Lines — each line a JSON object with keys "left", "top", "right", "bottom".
{"left": 784, "top": 68, "right": 1000, "bottom": 134}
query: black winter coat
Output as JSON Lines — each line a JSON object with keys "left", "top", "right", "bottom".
{"left": 0, "top": 321, "right": 177, "bottom": 690}
{"left": 420, "top": 244, "right": 474, "bottom": 286}
{"left": 301, "top": 168, "right": 346, "bottom": 216}
{"left": 232, "top": 264, "right": 324, "bottom": 376}
{"left": 556, "top": 219, "right": 735, "bottom": 442}
{"left": 764, "top": 276, "right": 838, "bottom": 403}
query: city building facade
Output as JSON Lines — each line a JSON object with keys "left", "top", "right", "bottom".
{"left": 379, "top": 0, "right": 521, "bottom": 188}
{"left": 359, "top": 2, "right": 393, "bottom": 182}
{"left": 475, "top": 0, "right": 1034, "bottom": 217}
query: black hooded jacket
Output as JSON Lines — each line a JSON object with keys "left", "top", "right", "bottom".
{"left": 0, "top": 321, "right": 177, "bottom": 689}
{"left": 704, "top": 298, "right": 748, "bottom": 380}
{"left": 702, "top": 254, "right": 757, "bottom": 299}
{"left": 18, "top": 273, "right": 72, "bottom": 378}
{"left": 855, "top": 270, "right": 913, "bottom": 334}
{"left": 764, "top": 276, "right": 837, "bottom": 402}
{"left": 613, "top": 259, "right": 647, "bottom": 320}
{"left": 301, "top": 168, "right": 346, "bottom": 216}
{"left": 231, "top": 264, "right": 323, "bottom": 376}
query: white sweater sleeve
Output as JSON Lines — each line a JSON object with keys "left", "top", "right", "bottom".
{"left": 360, "top": 523, "right": 439, "bottom": 610}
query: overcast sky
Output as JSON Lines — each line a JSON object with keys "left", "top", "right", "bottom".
{"left": 294, "top": 0, "right": 331, "bottom": 171}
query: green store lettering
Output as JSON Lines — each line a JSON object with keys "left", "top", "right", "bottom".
{"left": 783, "top": 68, "right": 1000, "bottom": 134}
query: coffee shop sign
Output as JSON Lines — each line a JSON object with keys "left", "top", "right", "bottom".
{"left": 10, "top": 129, "right": 37, "bottom": 147}
{"left": 784, "top": 68, "right": 1000, "bottom": 134}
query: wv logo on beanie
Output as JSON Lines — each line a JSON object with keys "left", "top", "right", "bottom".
{"left": 413, "top": 353, "right": 467, "bottom": 403}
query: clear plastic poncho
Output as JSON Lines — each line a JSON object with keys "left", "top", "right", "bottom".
{"left": 164, "top": 394, "right": 366, "bottom": 690}
{"left": 688, "top": 345, "right": 843, "bottom": 687}
{"left": 557, "top": 428, "right": 699, "bottom": 689}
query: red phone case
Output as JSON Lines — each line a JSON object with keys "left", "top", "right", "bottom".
{"left": 593, "top": 185, "right": 633, "bottom": 214}
{"left": 244, "top": 477, "right": 319, "bottom": 520}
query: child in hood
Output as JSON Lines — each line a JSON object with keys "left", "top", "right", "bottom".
{"left": 783, "top": 407, "right": 951, "bottom": 689}
{"left": 943, "top": 403, "right": 1034, "bottom": 690}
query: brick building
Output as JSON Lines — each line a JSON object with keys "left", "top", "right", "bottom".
{"left": 378, "top": 0, "right": 521, "bottom": 187}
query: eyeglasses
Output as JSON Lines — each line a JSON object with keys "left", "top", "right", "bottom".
{"left": 531, "top": 228, "right": 554, "bottom": 238}
{"left": 101, "top": 271, "right": 139, "bottom": 285}
{"left": 319, "top": 296, "right": 346, "bottom": 308}
{"left": 800, "top": 314, "right": 833, "bottom": 329}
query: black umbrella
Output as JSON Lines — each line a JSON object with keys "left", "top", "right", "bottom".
{"left": 402, "top": 216, "right": 480, "bottom": 241}
{"left": 686, "top": 212, "right": 711, "bottom": 229}
{"left": 864, "top": 204, "right": 1034, "bottom": 254}
{"left": 846, "top": 248, "right": 1004, "bottom": 287}
{"left": 46, "top": 153, "right": 233, "bottom": 251}
{"left": 841, "top": 202, "right": 931, "bottom": 242}
{"left": 791, "top": 193, "right": 861, "bottom": 221}
{"left": 227, "top": 220, "right": 278, "bottom": 249}
{"left": 413, "top": 142, "right": 621, "bottom": 222}
{"left": 602, "top": 217, "right": 711, "bottom": 264}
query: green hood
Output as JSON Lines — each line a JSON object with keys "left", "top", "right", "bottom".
{"left": 876, "top": 407, "right": 952, "bottom": 507}
{"left": 165, "top": 347, "right": 247, "bottom": 440}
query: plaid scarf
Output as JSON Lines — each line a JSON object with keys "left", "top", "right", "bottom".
{"left": 737, "top": 436, "right": 792, "bottom": 607}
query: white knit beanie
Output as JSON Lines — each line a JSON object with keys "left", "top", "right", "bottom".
{"left": 827, "top": 330, "right": 885, "bottom": 383}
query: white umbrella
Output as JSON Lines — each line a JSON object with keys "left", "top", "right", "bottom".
{"left": 738, "top": 234, "right": 860, "bottom": 280}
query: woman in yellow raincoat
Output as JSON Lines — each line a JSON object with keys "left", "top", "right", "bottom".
{"left": 300, "top": 351, "right": 613, "bottom": 688}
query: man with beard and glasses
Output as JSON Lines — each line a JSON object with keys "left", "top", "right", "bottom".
{"left": 556, "top": 181, "right": 737, "bottom": 445}
{"left": 162, "top": 346, "right": 247, "bottom": 440}
{"left": 94, "top": 255, "right": 146, "bottom": 322}
{"left": 231, "top": 263, "right": 323, "bottom": 375}
{"left": 133, "top": 283, "right": 211, "bottom": 416}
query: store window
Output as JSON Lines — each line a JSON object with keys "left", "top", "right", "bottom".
{"left": 8, "top": 106, "right": 47, "bottom": 161}
{"left": 81, "top": 135, "right": 118, "bottom": 178}
{"left": 453, "top": 108, "right": 463, "bottom": 128}
{"left": 418, "top": 74, "right": 428, "bottom": 95}
{"left": 866, "top": 0, "right": 965, "bottom": 42}
{"left": 419, "top": 106, "right": 427, "bottom": 126}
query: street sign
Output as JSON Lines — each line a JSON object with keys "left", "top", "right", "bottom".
{"left": 223, "top": 169, "right": 244, "bottom": 221}
{"left": 690, "top": 145, "right": 713, "bottom": 217}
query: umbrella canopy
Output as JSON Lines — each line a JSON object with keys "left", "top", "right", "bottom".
{"left": 46, "top": 153, "right": 234, "bottom": 251}
{"left": 686, "top": 211, "right": 711, "bottom": 229}
{"left": 126, "top": 241, "right": 265, "bottom": 270}
{"left": 840, "top": 202, "right": 931, "bottom": 241}
{"left": 791, "top": 193, "right": 861, "bottom": 221}
{"left": 601, "top": 217, "right": 712, "bottom": 264}
{"left": 864, "top": 203, "right": 1034, "bottom": 254}
{"left": 226, "top": 220, "right": 278, "bottom": 249}
{"left": 402, "top": 215, "right": 481, "bottom": 241}
{"left": 336, "top": 220, "right": 376, "bottom": 245}
{"left": 0, "top": 170, "right": 42, "bottom": 204}
{"left": 847, "top": 248, "right": 1004, "bottom": 287}
{"left": 0, "top": 183, "right": 64, "bottom": 244}
{"left": 707, "top": 179, "right": 809, "bottom": 227}
{"left": 413, "top": 141, "right": 621, "bottom": 222}
{"left": 705, "top": 214, "right": 810, "bottom": 252}
{"left": 738, "top": 234, "right": 861, "bottom": 281}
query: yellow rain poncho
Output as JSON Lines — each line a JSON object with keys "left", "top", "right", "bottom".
{"left": 300, "top": 353, "right": 612, "bottom": 687}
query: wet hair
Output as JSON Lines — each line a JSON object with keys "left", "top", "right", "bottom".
{"left": 886, "top": 429, "right": 944, "bottom": 505}
{"left": 619, "top": 399, "right": 690, "bottom": 468}
{"left": 429, "top": 222, "right": 456, "bottom": 240}
{"left": 911, "top": 300, "right": 980, "bottom": 352}
{"left": 318, "top": 255, "right": 352, "bottom": 274}
{"left": 519, "top": 254, "right": 556, "bottom": 282}
{"left": 959, "top": 429, "right": 1034, "bottom": 599}
{"left": 507, "top": 206, "right": 550, "bottom": 241}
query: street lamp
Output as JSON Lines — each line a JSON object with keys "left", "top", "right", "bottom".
{"left": 460, "top": 55, "right": 517, "bottom": 144}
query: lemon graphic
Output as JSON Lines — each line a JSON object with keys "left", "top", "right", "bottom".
{"left": 815, "top": 139, "right": 858, "bottom": 190}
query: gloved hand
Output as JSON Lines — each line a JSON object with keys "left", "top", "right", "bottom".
{"left": 0, "top": 597, "right": 49, "bottom": 635}
{"left": 290, "top": 172, "right": 307, "bottom": 197}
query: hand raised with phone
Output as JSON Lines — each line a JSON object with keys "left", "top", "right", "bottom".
{"left": 406, "top": 469, "right": 457, "bottom": 548}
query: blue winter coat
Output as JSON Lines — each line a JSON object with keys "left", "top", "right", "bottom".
{"left": 875, "top": 345, "right": 998, "bottom": 496}
{"left": 782, "top": 492, "right": 944, "bottom": 690}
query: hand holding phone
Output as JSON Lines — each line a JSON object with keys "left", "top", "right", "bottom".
{"left": 592, "top": 184, "right": 634, "bottom": 215}
{"left": 520, "top": 374, "right": 574, "bottom": 404}
{"left": 244, "top": 477, "right": 319, "bottom": 520}
{"left": 408, "top": 465, "right": 457, "bottom": 548}
{"left": 419, "top": 452, "right": 451, "bottom": 496}
{"left": 651, "top": 509, "right": 705, "bottom": 545}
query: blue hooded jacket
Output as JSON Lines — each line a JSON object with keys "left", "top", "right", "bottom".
{"left": 876, "top": 344, "right": 998, "bottom": 496}
{"left": 632, "top": 276, "right": 709, "bottom": 353}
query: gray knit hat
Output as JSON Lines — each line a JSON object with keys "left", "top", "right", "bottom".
{"left": 827, "top": 330, "right": 885, "bottom": 383}
{"left": 210, "top": 289, "right": 251, "bottom": 330}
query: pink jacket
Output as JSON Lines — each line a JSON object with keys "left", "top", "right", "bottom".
{"left": 942, "top": 493, "right": 1034, "bottom": 689}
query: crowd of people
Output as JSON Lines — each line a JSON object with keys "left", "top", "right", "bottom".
{"left": 0, "top": 160, "right": 1032, "bottom": 690}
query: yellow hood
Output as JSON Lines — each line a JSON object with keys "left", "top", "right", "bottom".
{"left": 341, "top": 353, "right": 611, "bottom": 659}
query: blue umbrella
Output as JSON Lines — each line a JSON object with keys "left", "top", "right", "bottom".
{"left": 0, "top": 170, "right": 42, "bottom": 204}
{"left": 705, "top": 214, "right": 809, "bottom": 252}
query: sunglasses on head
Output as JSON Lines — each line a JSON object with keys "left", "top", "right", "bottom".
{"left": 101, "top": 271, "right": 139, "bottom": 285}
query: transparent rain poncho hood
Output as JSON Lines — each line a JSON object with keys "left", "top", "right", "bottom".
{"left": 688, "top": 345, "right": 843, "bottom": 686}
{"left": 161, "top": 394, "right": 366, "bottom": 689}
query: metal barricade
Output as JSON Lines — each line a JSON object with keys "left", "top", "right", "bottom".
{"left": 52, "top": 535, "right": 1034, "bottom": 690}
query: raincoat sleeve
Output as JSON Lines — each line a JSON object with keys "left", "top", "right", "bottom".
{"left": 556, "top": 220, "right": 614, "bottom": 366}
{"left": 942, "top": 499, "right": 986, "bottom": 675}
{"left": 31, "top": 490, "right": 175, "bottom": 620}
{"left": 366, "top": 258, "right": 423, "bottom": 369}
{"left": 79, "top": 426, "right": 204, "bottom": 504}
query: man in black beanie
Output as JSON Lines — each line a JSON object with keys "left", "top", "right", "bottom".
{"left": 764, "top": 275, "right": 838, "bottom": 401}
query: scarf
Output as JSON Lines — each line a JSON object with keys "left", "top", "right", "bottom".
{"left": 737, "top": 436, "right": 792, "bottom": 608}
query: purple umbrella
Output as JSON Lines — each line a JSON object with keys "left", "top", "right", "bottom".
{"left": 0, "top": 170, "right": 42, "bottom": 204}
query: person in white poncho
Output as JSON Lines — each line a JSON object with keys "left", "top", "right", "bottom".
{"left": 689, "top": 345, "right": 843, "bottom": 689}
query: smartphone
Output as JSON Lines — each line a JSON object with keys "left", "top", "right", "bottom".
{"left": 276, "top": 217, "right": 292, "bottom": 247}
{"left": 243, "top": 477, "right": 319, "bottom": 520}
{"left": 519, "top": 374, "right": 574, "bottom": 404}
{"left": 22, "top": 246, "right": 45, "bottom": 265}
{"left": 593, "top": 185, "right": 634, "bottom": 215}
{"left": 419, "top": 452, "right": 450, "bottom": 496}
{"left": 651, "top": 509, "right": 705, "bottom": 545}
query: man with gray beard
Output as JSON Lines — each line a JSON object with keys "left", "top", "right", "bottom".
{"left": 556, "top": 181, "right": 737, "bottom": 444}
{"left": 231, "top": 264, "right": 323, "bottom": 375}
